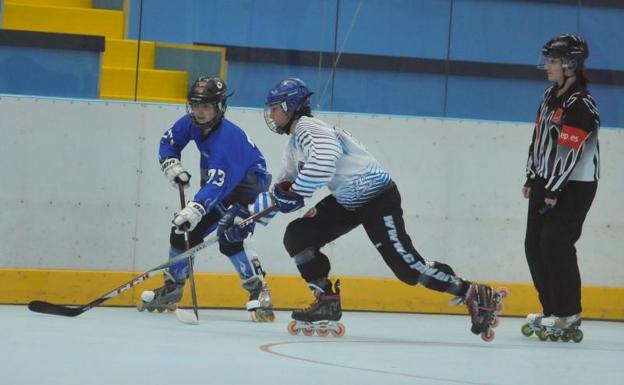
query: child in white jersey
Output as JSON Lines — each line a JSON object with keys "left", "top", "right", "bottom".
{"left": 259, "top": 78, "right": 507, "bottom": 340}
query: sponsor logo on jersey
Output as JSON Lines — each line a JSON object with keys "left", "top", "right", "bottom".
{"left": 558, "top": 125, "right": 589, "bottom": 149}
{"left": 552, "top": 108, "right": 564, "bottom": 124}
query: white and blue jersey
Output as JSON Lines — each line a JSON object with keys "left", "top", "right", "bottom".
{"left": 159, "top": 116, "right": 270, "bottom": 212}
{"left": 279, "top": 116, "right": 391, "bottom": 210}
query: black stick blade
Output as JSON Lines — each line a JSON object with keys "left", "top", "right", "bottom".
{"left": 28, "top": 301, "right": 84, "bottom": 317}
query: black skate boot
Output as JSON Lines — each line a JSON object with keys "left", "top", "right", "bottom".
{"left": 287, "top": 279, "right": 345, "bottom": 337}
{"left": 137, "top": 276, "right": 185, "bottom": 313}
{"left": 242, "top": 275, "right": 275, "bottom": 322}
{"left": 453, "top": 282, "right": 508, "bottom": 342}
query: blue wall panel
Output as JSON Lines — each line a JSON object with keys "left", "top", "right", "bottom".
{"left": 226, "top": 61, "right": 447, "bottom": 118}
{"left": 336, "top": 0, "right": 451, "bottom": 59}
{"left": 450, "top": 0, "right": 577, "bottom": 65}
{"left": 579, "top": 6, "right": 624, "bottom": 71}
{"left": 129, "top": 0, "right": 195, "bottom": 43}
{"left": 133, "top": 0, "right": 337, "bottom": 51}
{"left": 225, "top": 62, "right": 335, "bottom": 110}
{"left": 331, "top": 69, "right": 446, "bottom": 117}
{"left": 0, "top": 47, "right": 100, "bottom": 98}
{"left": 122, "top": 0, "right": 624, "bottom": 127}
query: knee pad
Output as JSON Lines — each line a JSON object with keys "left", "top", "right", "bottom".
{"left": 219, "top": 239, "right": 244, "bottom": 256}
{"left": 283, "top": 220, "right": 308, "bottom": 256}
{"left": 294, "top": 248, "right": 331, "bottom": 283}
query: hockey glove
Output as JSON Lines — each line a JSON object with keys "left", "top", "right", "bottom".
{"left": 172, "top": 201, "right": 206, "bottom": 233}
{"left": 249, "top": 192, "right": 278, "bottom": 226}
{"left": 161, "top": 158, "right": 191, "bottom": 189}
{"left": 217, "top": 203, "right": 256, "bottom": 243}
{"left": 272, "top": 181, "right": 304, "bottom": 213}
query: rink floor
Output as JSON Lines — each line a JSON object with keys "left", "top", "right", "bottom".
{"left": 2, "top": 305, "right": 622, "bottom": 385}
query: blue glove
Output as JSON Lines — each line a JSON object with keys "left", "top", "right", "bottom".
{"left": 217, "top": 203, "right": 256, "bottom": 243}
{"left": 272, "top": 181, "right": 305, "bottom": 213}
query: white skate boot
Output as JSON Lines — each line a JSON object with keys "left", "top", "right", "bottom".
{"left": 536, "top": 314, "right": 583, "bottom": 343}
{"left": 521, "top": 312, "right": 546, "bottom": 337}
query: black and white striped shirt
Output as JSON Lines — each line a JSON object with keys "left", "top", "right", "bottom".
{"left": 526, "top": 81, "right": 600, "bottom": 197}
{"left": 278, "top": 116, "right": 391, "bottom": 210}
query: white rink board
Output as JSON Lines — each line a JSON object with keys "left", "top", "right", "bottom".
{"left": 0, "top": 95, "right": 622, "bottom": 285}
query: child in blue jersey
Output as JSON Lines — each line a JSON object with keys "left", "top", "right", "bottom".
{"left": 260, "top": 78, "right": 507, "bottom": 339}
{"left": 138, "top": 77, "right": 275, "bottom": 322}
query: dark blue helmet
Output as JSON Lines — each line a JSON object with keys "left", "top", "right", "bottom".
{"left": 264, "top": 78, "right": 313, "bottom": 134}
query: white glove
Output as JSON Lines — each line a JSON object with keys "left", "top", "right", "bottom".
{"left": 172, "top": 201, "right": 206, "bottom": 233}
{"left": 248, "top": 192, "right": 278, "bottom": 226}
{"left": 161, "top": 158, "right": 191, "bottom": 189}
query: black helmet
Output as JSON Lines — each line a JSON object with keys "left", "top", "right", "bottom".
{"left": 542, "top": 34, "right": 589, "bottom": 72}
{"left": 187, "top": 76, "right": 229, "bottom": 130}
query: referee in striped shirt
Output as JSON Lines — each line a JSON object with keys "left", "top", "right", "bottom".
{"left": 523, "top": 34, "right": 600, "bottom": 330}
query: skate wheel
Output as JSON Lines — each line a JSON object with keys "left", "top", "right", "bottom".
{"left": 481, "top": 329, "right": 495, "bottom": 342}
{"left": 330, "top": 323, "right": 346, "bottom": 337}
{"left": 491, "top": 317, "right": 500, "bottom": 328}
{"left": 251, "top": 310, "right": 275, "bottom": 323}
{"left": 572, "top": 330, "right": 583, "bottom": 343}
{"left": 137, "top": 304, "right": 145, "bottom": 312}
{"left": 147, "top": 307, "right": 156, "bottom": 313}
{"left": 548, "top": 334, "right": 559, "bottom": 342}
{"left": 521, "top": 323, "right": 534, "bottom": 336}
{"left": 537, "top": 330, "right": 549, "bottom": 341}
{"left": 287, "top": 320, "right": 300, "bottom": 335}
{"left": 302, "top": 328, "right": 315, "bottom": 336}
{"left": 316, "top": 329, "right": 330, "bottom": 337}
{"left": 560, "top": 333, "right": 570, "bottom": 342}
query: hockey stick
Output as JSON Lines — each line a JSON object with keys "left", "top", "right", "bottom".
{"left": 175, "top": 185, "right": 200, "bottom": 325}
{"left": 27, "top": 204, "right": 277, "bottom": 317}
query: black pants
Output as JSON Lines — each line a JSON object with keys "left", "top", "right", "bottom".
{"left": 525, "top": 179, "right": 597, "bottom": 317}
{"left": 283, "top": 182, "right": 467, "bottom": 296}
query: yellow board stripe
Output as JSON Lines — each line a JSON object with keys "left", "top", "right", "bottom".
{"left": 2, "top": 268, "right": 623, "bottom": 320}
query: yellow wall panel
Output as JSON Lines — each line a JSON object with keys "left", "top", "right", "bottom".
{"left": 3, "top": 3, "right": 124, "bottom": 39}
{"left": 3, "top": 268, "right": 623, "bottom": 320}
{"left": 100, "top": 67, "right": 187, "bottom": 103}
{"left": 103, "top": 39, "right": 155, "bottom": 69}
{"left": 6, "top": 0, "right": 93, "bottom": 7}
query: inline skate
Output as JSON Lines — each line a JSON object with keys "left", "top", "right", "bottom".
{"left": 137, "top": 276, "right": 184, "bottom": 313}
{"left": 453, "top": 282, "right": 508, "bottom": 342}
{"left": 242, "top": 275, "right": 275, "bottom": 322}
{"left": 287, "top": 279, "right": 345, "bottom": 337}
{"left": 522, "top": 313, "right": 583, "bottom": 342}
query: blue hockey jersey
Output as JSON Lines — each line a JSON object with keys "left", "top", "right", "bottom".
{"left": 159, "top": 115, "right": 269, "bottom": 212}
